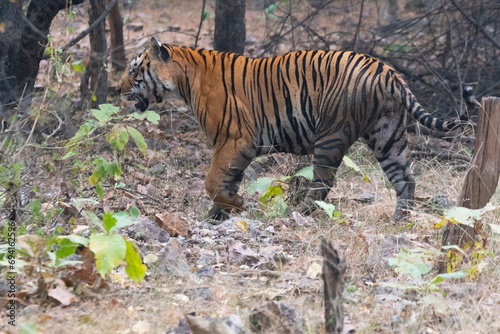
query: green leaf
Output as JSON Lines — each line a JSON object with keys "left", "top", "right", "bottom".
{"left": 246, "top": 177, "right": 276, "bottom": 193}
{"left": 61, "top": 150, "right": 79, "bottom": 160}
{"left": 386, "top": 250, "right": 432, "bottom": 282}
{"left": 111, "top": 208, "right": 139, "bottom": 231}
{"left": 294, "top": 166, "right": 313, "bottom": 180}
{"left": 96, "top": 184, "right": 104, "bottom": 199}
{"left": 84, "top": 210, "right": 104, "bottom": 231}
{"left": 129, "top": 110, "right": 160, "bottom": 124}
{"left": 102, "top": 212, "right": 117, "bottom": 233}
{"left": 58, "top": 235, "right": 89, "bottom": 247}
{"left": 105, "top": 162, "right": 122, "bottom": 180}
{"left": 202, "top": 8, "right": 210, "bottom": 21}
{"left": 260, "top": 185, "right": 283, "bottom": 204}
{"left": 431, "top": 271, "right": 467, "bottom": 285}
{"left": 315, "top": 200, "right": 337, "bottom": 219}
{"left": 20, "top": 322, "right": 38, "bottom": 334}
{"left": 125, "top": 240, "right": 147, "bottom": 283}
{"left": 28, "top": 199, "right": 42, "bottom": 215}
{"left": 55, "top": 238, "right": 79, "bottom": 261}
{"left": 423, "top": 294, "right": 448, "bottom": 315}
{"left": 92, "top": 104, "right": 119, "bottom": 123}
{"left": 13, "top": 161, "right": 24, "bottom": 185}
{"left": 126, "top": 126, "right": 147, "bottom": 156}
{"left": 444, "top": 203, "right": 498, "bottom": 227}
{"left": 89, "top": 232, "right": 126, "bottom": 277}
{"left": 129, "top": 207, "right": 140, "bottom": 219}
{"left": 343, "top": 156, "right": 371, "bottom": 183}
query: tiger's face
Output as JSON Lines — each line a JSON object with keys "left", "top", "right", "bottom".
{"left": 117, "top": 38, "right": 178, "bottom": 112}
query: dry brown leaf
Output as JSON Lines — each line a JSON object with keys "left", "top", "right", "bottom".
{"left": 155, "top": 212, "right": 190, "bottom": 237}
{"left": 48, "top": 285, "right": 80, "bottom": 306}
{"left": 17, "top": 235, "right": 46, "bottom": 257}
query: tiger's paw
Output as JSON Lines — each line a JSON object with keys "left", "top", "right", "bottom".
{"left": 207, "top": 206, "right": 231, "bottom": 223}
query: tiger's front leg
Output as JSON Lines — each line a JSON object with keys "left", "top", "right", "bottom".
{"left": 205, "top": 144, "right": 255, "bottom": 221}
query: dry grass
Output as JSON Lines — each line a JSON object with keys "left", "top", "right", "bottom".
{"left": 4, "top": 1, "right": 500, "bottom": 333}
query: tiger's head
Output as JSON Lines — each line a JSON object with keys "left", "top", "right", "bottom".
{"left": 117, "top": 37, "right": 178, "bottom": 112}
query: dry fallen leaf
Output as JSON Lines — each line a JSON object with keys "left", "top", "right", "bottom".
{"left": 235, "top": 220, "right": 248, "bottom": 231}
{"left": 155, "top": 212, "right": 190, "bottom": 237}
{"left": 17, "top": 235, "right": 46, "bottom": 257}
{"left": 48, "top": 285, "right": 80, "bottom": 306}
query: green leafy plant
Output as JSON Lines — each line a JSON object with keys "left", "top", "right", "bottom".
{"left": 62, "top": 104, "right": 159, "bottom": 199}
{"left": 379, "top": 248, "right": 467, "bottom": 314}
{"left": 434, "top": 204, "right": 496, "bottom": 275}
{"left": 85, "top": 208, "right": 146, "bottom": 282}
{"left": 246, "top": 155, "right": 368, "bottom": 218}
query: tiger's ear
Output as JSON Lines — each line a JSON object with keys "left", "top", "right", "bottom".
{"left": 150, "top": 37, "right": 170, "bottom": 62}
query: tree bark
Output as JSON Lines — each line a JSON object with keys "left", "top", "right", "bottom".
{"left": 107, "top": 0, "right": 126, "bottom": 72}
{"left": 440, "top": 97, "right": 500, "bottom": 272}
{"left": 214, "top": 0, "right": 246, "bottom": 54}
{"left": 0, "top": 0, "right": 86, "bottom": 119}
{"left": 80, "top": 0, "right": 108, "bottom": 108}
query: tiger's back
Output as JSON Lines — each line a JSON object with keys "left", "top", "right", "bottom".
{"left": 118, "top": 38, "right": 464, "bottom": 220}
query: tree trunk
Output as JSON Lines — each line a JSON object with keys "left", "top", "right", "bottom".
{"left": 439, "top": 97, "right": 500, "bottom": 272}
{"left": 107, "top": 0, "right": 126, "bottom": 72}
{"left": 214, "top": 0, "right": 246, "bottom": 54}
{"left": 80, "top": 0, "right": 108, "bottom": 108}
{"left": 0, "top": 0, "right": 86, "bottom": 119}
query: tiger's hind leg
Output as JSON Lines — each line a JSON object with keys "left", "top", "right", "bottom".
{"left": 364, "top": 111, "right": 415, "bottom": 220}
{"left": 298, "top": 135, "right": 352, "bottom": 215}
{"left": 205, "top": 144, "right": 255, "bottom": 221}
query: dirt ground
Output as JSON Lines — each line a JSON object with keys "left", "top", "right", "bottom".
{"left": 2, "top": 1, "right": 500, "bottom": 333}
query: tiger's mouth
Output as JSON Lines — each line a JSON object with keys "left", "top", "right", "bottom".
{"left": 134, "top": 95, "right": 149, "bottom": 112}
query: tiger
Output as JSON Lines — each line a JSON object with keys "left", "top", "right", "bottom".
{"left": 118, "top": 37, "right": 472, "bottom": 221}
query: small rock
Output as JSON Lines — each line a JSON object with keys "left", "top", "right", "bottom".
{"left": 155, "top": 212, "right": 190, "bottom": 237}
{"left": 193, "top": 266, "right": 215, "bottom": 278}
{"left": 432, "top": 194, "right": 453, "bottom": 208}
{"left": 149, "top": 163, "right": 166, "bottom": 175}
{"left": 249, "top": 301, "right": 301, "bottom": 334}
{"left": 178, "top": 287, "right": 214, "bottom": 301}
{"left": 157, "top": 239, "right": 191, "bottom": 276}
{"left": 265, "top": 226, "right": 275, "bottom": 234}
{"left": 126, "top": 216, "right": 170, "bottom": 243}
{"left": 174, "top": 293, "right": 190, "bottom": 302}
{"left": 306, "top": 263, "right": 322, "bottom": 279}
{"left": 228, "top": 242, "right": 259, "bottom": 265}
{"left": 291, "top": 211, "right": 307, "bottom": 226}
{"left": 358, "top": 191, "right": 378, "bottom": 203}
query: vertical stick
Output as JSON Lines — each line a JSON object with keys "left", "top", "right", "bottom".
{"left": 322, "top": 238, "right": 346, "bottom": 334}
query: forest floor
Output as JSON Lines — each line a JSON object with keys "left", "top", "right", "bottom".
{"left": 2, "top": 1, "right": 500, "bottom": 333}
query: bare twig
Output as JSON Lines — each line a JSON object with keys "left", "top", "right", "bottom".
{"left": 43, "top": 0, "right": 117, "bottom": 59}
{"left": 194, "top": 0, "right": 206, "bottom": 48}
{"left": 44, "top": 110, "right": 64, "bottom": 140}
{"left": 114, "top": 187, "right": 162, "bottom": 204}
{"left": 258, "top": 0, "right": 335, "bottom": 57}
{"left": 450, "top": 0, "right": 500, "bottom": 51}
{"left": 352, "top": 0, "right": 365, "bottom": 50}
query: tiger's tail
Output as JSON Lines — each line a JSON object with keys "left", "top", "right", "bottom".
{"left": 398, "top": 78, "right": 477, "bottom": 131}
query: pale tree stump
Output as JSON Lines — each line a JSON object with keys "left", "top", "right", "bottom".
{"left": 322, "top": 239, "right": 346, "bottom": 334}
{"left": 441, "top": 96, "right": 500, "bottom": 271}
